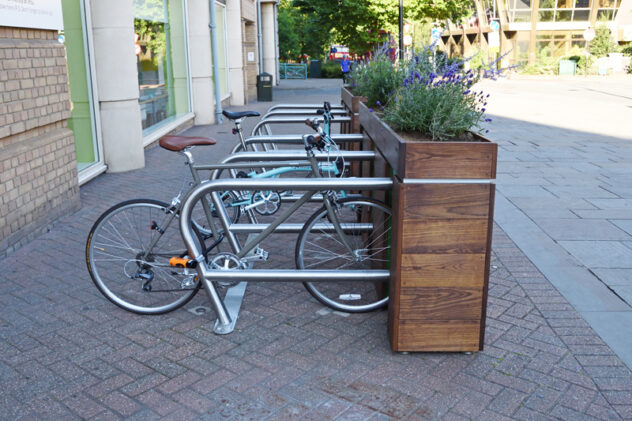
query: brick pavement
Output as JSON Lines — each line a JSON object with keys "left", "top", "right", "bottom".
{"left": 1, "top": 79, "right": 632, "bottom": 419}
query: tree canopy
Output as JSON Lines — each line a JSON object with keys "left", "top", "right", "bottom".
{"left": 281, "top": 0, "right": 471, "bottom": 58}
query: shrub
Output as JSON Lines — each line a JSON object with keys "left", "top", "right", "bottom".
{"left": 590, "top": 24, "right": 616, "bottom": 57}
{"left": 320, "top": 61, "right": 343, "bottom": 78}
{"left": 382, "top": 44, "right": 507, "bottom": 141}
{"left": 383, "top": 69, "right": 490, "bottom": 141}
{"left": 348, "top": 46, "right": 404, "bottom": 107}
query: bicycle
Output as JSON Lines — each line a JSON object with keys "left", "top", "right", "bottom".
{"left": 85, "top": 105, "right": 389, "bottom": 315}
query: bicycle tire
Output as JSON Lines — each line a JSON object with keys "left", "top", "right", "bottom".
{"left": 296, "top": 197, "right": 391, "bottom": 312}
{"left": 86, "top": 199, "right": 205, "bottom": 315}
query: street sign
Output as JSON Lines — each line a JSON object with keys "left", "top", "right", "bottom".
{"left": 583, "top": 27, "right": 595, "bottom": 41}
{"left": 490, "top": 20, "right": 500, "bottom": 31}
{"left": 431, "top": 27, "right": 442, "bottom": 43}
{"left": 488, "top": 31, "right": 500, "bottom": 48}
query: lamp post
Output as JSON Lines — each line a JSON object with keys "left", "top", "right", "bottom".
{"left": 399, "top": 0, "right": 403, "bottom": 61}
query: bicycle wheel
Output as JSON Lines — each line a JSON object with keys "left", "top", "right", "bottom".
{"left": 86, "top": 199, "right": 205, "bottom": 315}
{"left": 296, "top": 197, "right": 391, "bottom": 312}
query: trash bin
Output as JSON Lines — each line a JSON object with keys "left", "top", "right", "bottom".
{"left": 257, "top": 72, "right": 273, "bottom": 101}
{"left": 558, "top": 59, "right": 576, "bottom": 76}
{"left": 309, "top": 60, "right": 321, "bottom": 78}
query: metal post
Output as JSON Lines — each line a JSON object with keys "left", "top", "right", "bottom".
{"left": 399, "top": 0, "right": 404, "bottom": 61}
{"left": 209, "top": 0, "right": 223, "bottom": 123}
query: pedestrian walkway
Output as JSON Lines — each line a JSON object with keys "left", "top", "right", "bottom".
{"left": 483, "top": 76, "right": 632, "bottom": 371}
{"left": 0, "top": 78, "right": 631, "bottom": 419}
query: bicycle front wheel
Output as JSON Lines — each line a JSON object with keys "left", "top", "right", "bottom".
{"left": 86, "top": 199, "right": 204, "bottom": 315}
{"left": 296, "top": 197, "right": 391, "bottom": 312}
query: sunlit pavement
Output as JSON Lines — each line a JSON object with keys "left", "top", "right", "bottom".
{"left": 0, "top": 77, "right": 631, "bottom": 419}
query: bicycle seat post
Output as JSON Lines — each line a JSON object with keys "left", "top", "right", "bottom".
{"left": 232, "top": 119, "right": 249, "bottom": 152}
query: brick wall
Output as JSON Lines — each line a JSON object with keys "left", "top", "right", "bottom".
{"left": 0, "top": 27, "right": 80, "bottom": 257}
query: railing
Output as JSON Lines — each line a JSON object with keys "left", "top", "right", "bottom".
{"left": 280, "top": 63, "right": 307, "bottom": 79}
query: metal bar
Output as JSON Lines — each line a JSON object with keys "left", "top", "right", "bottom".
{"left": 280, "top": 193, "right": 363, "bottom": 203}
{"left": 251, "top": 116, "right": 351, "bottom": 137}
{"left": 402, "top": 179, "right": 496, "bottom": 184}
{"left": 231, "top": 134, "right": 364, "bottom": 154}
{"left": 179, "top": 177, "right": 393, "bottom": 263}
{"left": 228, "top": 222, "right": 374, "bottom": 234}
{"left": 209, "top": 150, "right": 376, "bottom": 180}
{"left": 267, "top": 103, "right": 345, "bottom": 111}
{"left": 263, "top": 110, "right": 347, "bottom": 119}
{"left": 200, "top": 269, "right": 390, "bottom": 282}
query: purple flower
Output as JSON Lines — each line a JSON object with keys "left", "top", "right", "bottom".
{"left": 463, "top": 90, "right": 470, "bottom": 95}
{"left": 485, "top": 118, "right": 492, "bottom": 122}
{"left": 368, "top": 108, "right": 373, "bottom": 113}
{"left": 485, "top": 129, "right": 489, "bottom": 133}
{"left": 376, "top": 100, "right": 381, "bottom": 106}
{"left": 481, "top": 108, "right": 486, "bottom": 112}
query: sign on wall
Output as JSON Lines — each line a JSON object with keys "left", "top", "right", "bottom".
{"left": 0, "top": 0, "right": 63, "bottom": 31}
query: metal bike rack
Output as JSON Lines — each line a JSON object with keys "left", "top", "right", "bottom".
{"left": 267, "top": 103, "right": 345, "bottom": 112}
{"left": 179, "top": 177, "right": 393, "bottom": 335}
{"left": 262, "top": 109, "right": 348, "bottom": 119}
{"left": 251, "top": 116, "right": 352, "bottom": 137}
{"left": 230, "top": 133, "right": 364, "bottom": 154}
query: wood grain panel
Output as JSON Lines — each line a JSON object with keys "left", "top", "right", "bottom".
{"left": 398, "top": 287, "right": 483, "bottom": 320}
{"left": 400, "top": 253, "right": 487, "bottom": 288}
{"left": 399, "top": 141, "right": 497, "bottom": 179}
{"left": 400, "top": 184, "right": 492, "bottom": 220}
{"left": 394, "top": 320, "right": 481, "bottom": 352}
{"left": 387, "top": 180, "right": 405, "bottom": 348}
{"left": 401, "top": 219, "right": 489, "bottom": 254}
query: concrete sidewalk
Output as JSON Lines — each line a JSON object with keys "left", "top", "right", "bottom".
{"left": 0, "top": 78, "right": 631, "bottom": 419}
{"left": 482, "top": 76, "right": 632, "bottom": 372}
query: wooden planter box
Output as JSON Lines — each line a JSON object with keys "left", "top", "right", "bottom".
{"left": 340, "top": 85, "right": 366, "bottom": 133}
{"left": 358, "top": 102, "right": 497, "bottom": 352}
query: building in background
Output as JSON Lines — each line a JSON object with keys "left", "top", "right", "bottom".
{"left": 0, "top": 0, "right": 279, "bottom": 257}
{"left": 439, "top": 0, "right": 631, "bottom": 66}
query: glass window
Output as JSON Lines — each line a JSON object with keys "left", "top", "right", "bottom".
{"left": 557, "top": 10, "right": 572, "bottom": 20}
{"left": 575, "top": 0, "right": 590, "bottom": 6}
{"left": 134, "top": 0, "right": 190, "bottom": 133}
{"left": 573, "top": 9, "right": 590, "bottom": 19}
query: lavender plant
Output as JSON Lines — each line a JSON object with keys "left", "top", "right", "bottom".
{"left": 382, "top": 43, "right": 507, "bottom": 141}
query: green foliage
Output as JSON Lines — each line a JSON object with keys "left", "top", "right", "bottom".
{"left": 620, "top": 44, "right": 632, "bottom": 56}
{"left": 321, "top": 61, "right": 343, "bottom": 78}
{"left": 348, "top": 48, "right": 404, "bottom": 106}
{"left": 279, "top": 0, "right": 331, "bottom": 59}
{"left": 382, "top": 48, "right": 492, "bottom": 141}
{"left": 407, "top": 0, "right": 472, "bottom": 21}
{"left": 291, "top": 0, "right": 471, "bottom": 56}
{"left": 278, "top": 3, "right": 301, "bottom": 60}
{"left": 590, "top": 24, "right": 616, "bottom": 57}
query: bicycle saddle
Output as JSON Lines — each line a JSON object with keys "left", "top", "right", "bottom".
{"left": 222, "top": 110, "right": 260, "bottom": 120}
{"left": 159, "top": 135, "right": 216, "bottom": 151}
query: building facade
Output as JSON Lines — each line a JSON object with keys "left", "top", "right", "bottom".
{"left": 440, "top": 0, "right": 632, "bottom": 65}
{"left": 0, "top": 0, "right": 279, "bottom": 256}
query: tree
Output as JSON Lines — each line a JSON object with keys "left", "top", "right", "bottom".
{"left": 278, "top": 2, "right": 301, "bottom": 60}
{"left": 590, "top": 24, "right": 616, "bottom": 57}
{"left": 278, "top": 0, "right": 332, "bottom": 60}
{"left": 290, "top": 0, "right": 472, "bottom": 56}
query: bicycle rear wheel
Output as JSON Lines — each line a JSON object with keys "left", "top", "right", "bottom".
{"left": 86, "top": 199, "right": 205, "bottom": 315}
{"left": 296, "top": 197, "right": 391, "bottom": 312}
